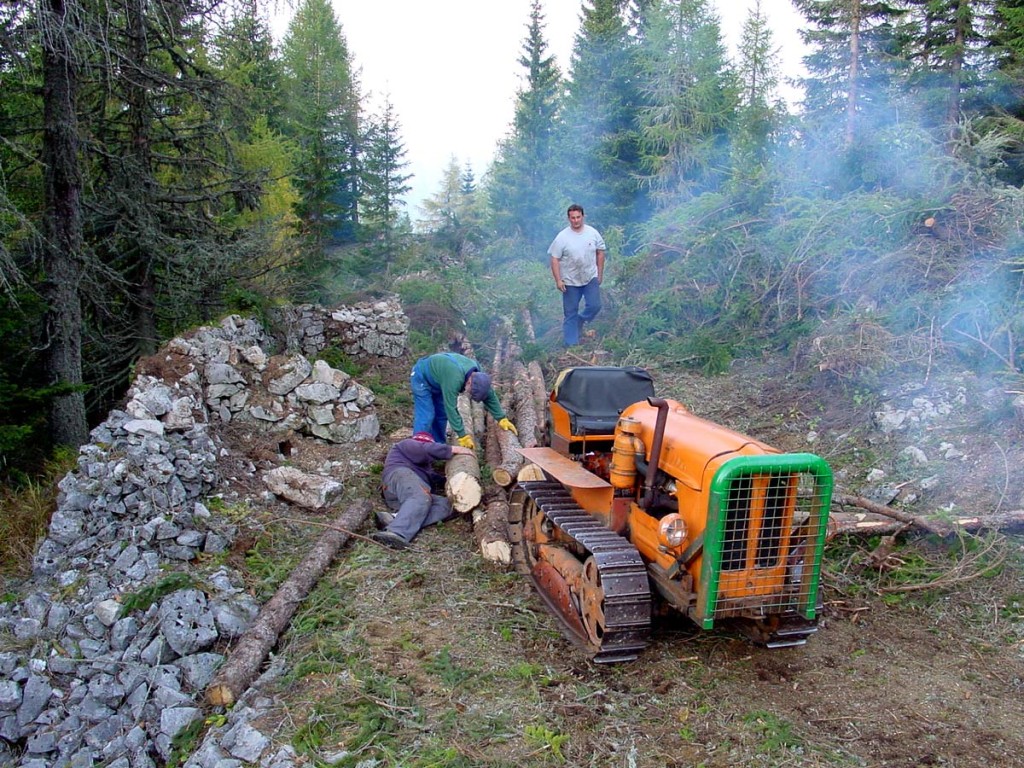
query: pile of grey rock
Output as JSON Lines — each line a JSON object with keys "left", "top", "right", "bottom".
{"left": 0, "top": 299, "right": 408, "bottom": 767}
{"left": 272, "top": 300, "right": 408, "bottom": 360}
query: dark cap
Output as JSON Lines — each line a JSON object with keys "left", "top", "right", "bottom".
{"left": 469, "top": 372, "right": 492, "bottom": 402}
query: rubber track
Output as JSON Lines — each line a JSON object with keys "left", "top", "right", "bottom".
{"left": 511, "top": 481, "right": 652, "bottom": 663}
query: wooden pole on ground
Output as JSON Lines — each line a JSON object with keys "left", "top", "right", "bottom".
{"left": 206, "top": 499, "right": 371, "bottom": 707}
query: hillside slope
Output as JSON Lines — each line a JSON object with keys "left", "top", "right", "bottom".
{"left": 2, "top": 311, "right": 1022, "bottom": 768}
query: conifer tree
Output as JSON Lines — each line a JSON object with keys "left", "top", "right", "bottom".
{"left": 559, "top": 0, "right": 647, "bottom": 227}
{"left": 793, "top": 0, "right": 909, "bottom": 147}
{"left": 488, "top": 0, "right": 564, "bottom": 253}
{"left": 78, "top": 0, "right": 264, "bottom": 375}
{"left": 280, "top": 0, "right": 361, "bottom": 259}
{"left": 901, "top": 0, "right": 998, "bottom": 130}
{"left": 359, "top": 97, "right": 412, "bottom": 267}
{"left": 729, "top": 0, "right": 787, "bottom": 208}
{"left": 421, "top": 157, "right": 485, "bottom": 261}
{"left": 634, "top": 0, "right": 738, "bottom": 205}
{"left": 40, "top": 0, "right": 88, "bottom": 448}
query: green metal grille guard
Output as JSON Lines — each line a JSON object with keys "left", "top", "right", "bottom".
{"left": 695, "top": 453, "right": 833, "bottom": 628}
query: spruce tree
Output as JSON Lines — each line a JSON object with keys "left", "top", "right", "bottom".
{"left": 730, "top": 0, "right": 787, "bottom": 209}
{"left": 559, "top": 0, "right": 647, "bottom": 228}
{"left": 488, "top": 0, "right": 564, "bottom": 253}
{"left": 359, "top": 97, "right": 412, "bottom": 270}
{"left": 634, "top": 0, "right": 738, "bottom": 205}
{"left": 280, "top": 0, "right": 361, "bottom": 261}
{"left": 793, "top": 0, "right": 910, "bottom": 190}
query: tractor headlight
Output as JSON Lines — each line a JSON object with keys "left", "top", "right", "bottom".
{"left": 658, "top": 514, "right": 687, "bottom": 549}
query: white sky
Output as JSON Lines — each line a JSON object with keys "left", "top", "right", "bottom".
{"left": 271, "top": 0, "right": 808, "bottom": 215}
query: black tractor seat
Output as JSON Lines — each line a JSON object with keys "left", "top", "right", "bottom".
{"left": 552, "top": 366, "right": 656, "bottom": 436}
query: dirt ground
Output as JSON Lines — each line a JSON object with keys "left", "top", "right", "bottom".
{"left": 219, "top": 349, "right": 1024, "bottom": 768}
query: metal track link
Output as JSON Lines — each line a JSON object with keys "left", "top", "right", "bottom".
{"left": 512, "top": 482, "right": 652, "bottom": 663}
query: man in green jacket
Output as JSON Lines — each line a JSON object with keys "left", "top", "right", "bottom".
{"left": 410, "top": 352, "right": 517, "bottom": 448}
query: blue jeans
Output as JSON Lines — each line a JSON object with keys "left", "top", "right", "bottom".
{"left": 411, "top": 358, "right": 448, "bottom": 442}
{"left": 562, "top": 278, "right": 602, "bottom": 346}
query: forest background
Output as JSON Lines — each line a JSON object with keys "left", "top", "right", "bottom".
{"left": 1, "top": 0, "right": 1023, "bottom": 487}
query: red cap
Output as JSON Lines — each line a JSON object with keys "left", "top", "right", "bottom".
{"left": 412, "top": 432, "right": 434, "bottom": 443}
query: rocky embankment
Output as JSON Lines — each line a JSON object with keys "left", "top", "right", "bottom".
{"left": 0, "top": 300, "right": 408, "bottom": 768}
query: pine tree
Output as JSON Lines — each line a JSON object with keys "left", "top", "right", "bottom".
{"left": 794, "top": 0, "right": 909, "bottom": 147}
{"left": 79, "top": 0, "right": 264, "bottom": 371}
{"left": 40, "top": 0, "right": 88, "bottom": 448}
{"left": 211, "top": 3, "right": 285, "bottom": 139}
{"left": 634, "top": 0, "right": 738, "bottom": 205}
{"left": 280, "top": 0, "right": 361, "bottom": 258}
{"left": 986, "top": 0, "right": 1024, "bottom": 183}
{"left": 420, "top": 157, "right": 485, "bottom": 261}
{"left": 730, "top": 0, "right": 788, "bottom": 208}
{"left": 488, "top": 0, "right": 564, "bottom": 253}
{"left": 559, "top": 0, "right": 648, "bottom": 228}
{"left": 902, "top": 0, "right": 999, "bottom": 130}
{"left": 359, "top": 97, "right": 412, "bottom": 268}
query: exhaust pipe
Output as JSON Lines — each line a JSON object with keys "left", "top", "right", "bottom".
{"left": 643, "top": 398, "right": 669, "bottom": 509}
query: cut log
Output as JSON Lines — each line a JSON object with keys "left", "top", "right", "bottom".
{"left": 473, "top": 494, "right": 512, "bottom": 565}
{"left": 517, "top": 463, "right": 546, "bottom": 482}
{"left": 446, "top": 450, "right": 483, "bottom": 513}
{"left": 510, "top": 310, "right": 548, "bottom": 446}
{"left": 492, "top": 466, "right": 514, "bottom": 487}
{"left": 507, "top": 359, "right": 539, "bottom": 449}
{"left": 472, "top": 400, "right": 485, "bottom": 435}
{"left": 205, "top": 499, "right": 371, "bottom": 707}
{"left": 484, "top": 411, "right": 502, "bottom": 469}
{"left": 495, "top": 419, "right": 524, "bottom": 480}
{"left": 527, "top": 361, "right": 548, "bottom": 444}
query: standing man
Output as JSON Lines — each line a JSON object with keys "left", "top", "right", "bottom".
{"left": 549, "top": 203, "right": 606, "bottom": 346}
{"left": 410, "top": 352, "right": 517, "bottom": 449}
{"left": 371, "top": 432, "right": 475, "bottom": 550}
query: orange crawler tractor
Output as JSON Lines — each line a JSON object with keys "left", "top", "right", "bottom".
{"left": 509, "top": 366, "right": 833, "bottom": 663}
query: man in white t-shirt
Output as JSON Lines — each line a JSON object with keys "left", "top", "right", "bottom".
{"left": 548, "top": 203, "right": 607, "bottom": 346}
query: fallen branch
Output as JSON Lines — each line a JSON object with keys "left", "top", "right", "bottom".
{"left": 206, "top": 499, "right": 371, "bottom": 707}
{"left": 835, "top": 494, "right": 951, "bottom": 536}
{"left": 829, "top": 507, "right": 1024, "bottom": 538}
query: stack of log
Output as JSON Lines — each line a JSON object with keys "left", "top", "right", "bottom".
{"left": 442, "top": 319, "right": 550, "bottom": 566}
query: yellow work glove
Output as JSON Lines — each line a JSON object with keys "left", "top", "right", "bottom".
{"left": 457, "top": 434, "right": 476, "bottom": 449}
{"left": 498, "top": 418, "right": 518, "bottom": 436}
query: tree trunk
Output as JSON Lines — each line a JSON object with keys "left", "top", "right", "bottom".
{"left": 517, "top": 309, "right": 549, "bottom": 445}
{"left": 494, "top": 418, "right": 524, "bottom": 480}
{"left": 457, "top": 392, "right": 475, "bottom": 444}
{"left": 205, "top": 499, "right": 371, "bottom": 707}
{"left": 484, "top": 414, "right": 502, "bottom": 471}
{"left": 445, "top": 451, "right": 482, "bottom": 513}
{"left": 527, "top": 361, "right": 548, "bottom": 444}
{"left": 491, "top": 467, "right": 514, "bottom": 487}
{"left": 507, "top": 359, "right": 540, "bottom": 449}
{"left": 473, "top": 493, "right": 512, "bottom": 565}
{"left": 517, "top": 464, "right": 546, "bottom": 482}
{"left": 41, "top": 0, "right": 88, "bottom": 449}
